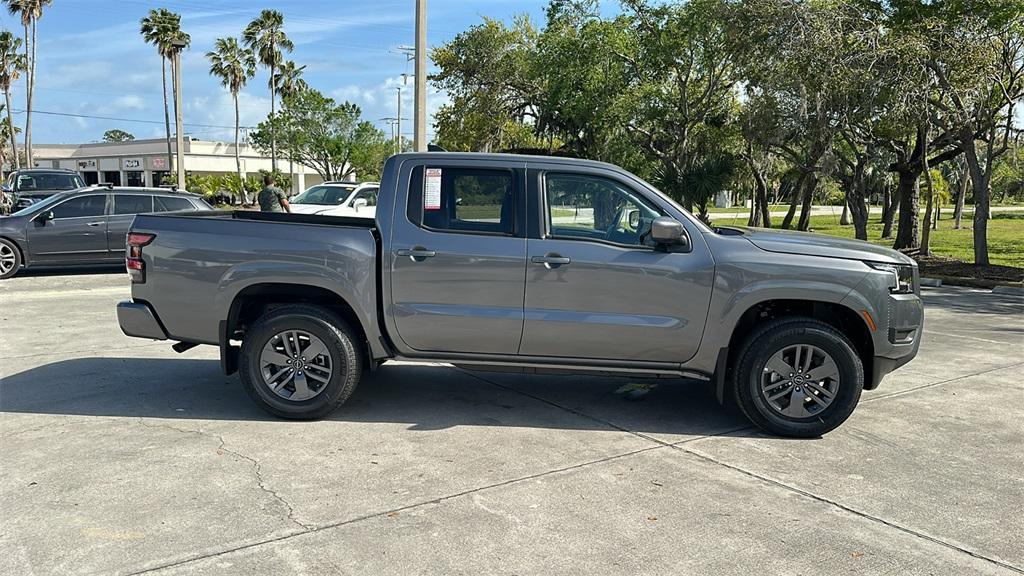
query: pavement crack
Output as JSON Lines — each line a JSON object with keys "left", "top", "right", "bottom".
{"left": 134, "top": 418, "right": 313, "bottom": 531}
{"left": 126, "top": 443, "right": 668, "bottom": 575}
{"left": 215, "top": 443, "right": 315, "bottom": 531}
{"left": 673, "top": 444, "right": 1024, "bottom": 574}
{"left": 456, "top": 369, "right": 1024, "bottom": 574}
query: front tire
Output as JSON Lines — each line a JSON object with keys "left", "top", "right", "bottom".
{"left": 0, "top": 238, "right": 22, "bottom": 280}
{"left": 732, "top": 317, "right": 863, "bottom": 438}
{"left": 239, "top": 305, "right": 363, "bottom": 419}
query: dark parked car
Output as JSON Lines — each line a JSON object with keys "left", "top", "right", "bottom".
{"left": 0, "top": 185, "right": 213, "bottom": 279}
{"left": 3, "top": 168, "right": 86, "bottom": 211}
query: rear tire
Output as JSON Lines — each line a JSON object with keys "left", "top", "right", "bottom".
{"left": 239, "top": 305, "right": 363, "bottom": 420}
{"left": 732, "top": 317, "right": 863, "bottom": 438}
{"left": 0, "top": 238, "right": 22, "bottom": 280}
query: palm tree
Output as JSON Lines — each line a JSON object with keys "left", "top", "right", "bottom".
{"left": 0, "top": 30, "right": 26, "bottom": 171}
{"left": 243, "top": 9, "right": 293, "bottom": 171}
{"left": 273, "top": 59, "right": 307, "bottom": 100}
{"left": 273, "top": 60, "right": 306, "bottom": 191}
{"left": 206, "top": 37, "right": 256, "bottom": 203}
{"left": 5, "top": 0, "right": 52, "bottom": 167}
{"left": 140, "top": 9, "right": 189, "bottom": 173}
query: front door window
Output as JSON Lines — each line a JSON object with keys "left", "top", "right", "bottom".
{"left": 545, "top": 173, "right": 660, "bottom": 247}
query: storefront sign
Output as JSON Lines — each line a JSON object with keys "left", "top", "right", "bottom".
{"left": 152, "top": 157, "right": 167, "bottom": 170}
{"left": 124, "top": 158, "right": 142, "bottom": 169}
{"left": 76, "top": 159, "right": 97, "bottom": 170}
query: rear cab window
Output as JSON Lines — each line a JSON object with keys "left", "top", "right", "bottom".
{"left": 407, "top": 166, "right": 516, "bottom": 235}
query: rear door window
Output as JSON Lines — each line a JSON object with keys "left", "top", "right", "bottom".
{"left": 407, "top": 167, "right": 516, "bottom": 235}
{"left": 154, "top": 196, "right": 195, "bottom": 212}
{"left": 50, "top": 195, "right": 107, "bottom": 219}
{"left": 113, "top": 194, "right": 153, "bottom": 215}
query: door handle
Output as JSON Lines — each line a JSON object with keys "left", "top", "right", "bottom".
{"left": 396, "top": 247, "right": 436, "bottom": 260}
{"left": 86, "top": 221, "right": 104, "bottom": 227}
{"left": 532, "top": 254, "right": 571, "bottom": 268}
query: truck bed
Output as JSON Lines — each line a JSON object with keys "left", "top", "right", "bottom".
{"left": 127, "top": 209, "right": 381, "bottom": 348}
{"left": 169, "top": 209, "right": 377, "bottom": 230}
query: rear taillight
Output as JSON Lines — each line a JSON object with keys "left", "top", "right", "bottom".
{"left": 126, "top": 232, "right": 155, "bottom": 283}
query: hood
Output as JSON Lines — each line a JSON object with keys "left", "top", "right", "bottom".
{"left": 288, "top": 204, "right": 330, "bottom": 215}
{"left": 723, "top": 226, "right": 916, "bottom": 266}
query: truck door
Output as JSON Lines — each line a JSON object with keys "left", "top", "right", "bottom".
{"left": 519, "top": 167, "right": 715, "bottom": 363}
{"left": 388, "top": 161, "right": 527, "bottom": 355}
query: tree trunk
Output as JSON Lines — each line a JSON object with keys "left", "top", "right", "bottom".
{"left": 953, "top": 162, "right": 968, "bottom": 229}
{"left": 963, "top": 141, "right": 990, "bottom": 265}
{"left": 234, "top": 93, "right": 245, "bottom": 205}
{"left": 780, "top": 174, "right": 803, "bottom": 229}
{"left": 747, "top": 188, "right": 759, "bottom": 227}
{"left": 161, "top": 57, "right": 173, "bottom": 174}
{"left": 270, "top": 45, "right": 277, "bottom": 172}
{"left": 746, "top": 158, "right": 769, "bottom": 227}
{"left": 761, "top": 182, "right": 772, "bottom": 228}
{"left": 881, "top": 185, "right": 897, "bottom": 239}
{"left": 796, "top": 175, "right": 815, "bottom": 231}
{"left": 5, "top": 87, "right": 18, "bottom": 171}
{"left": 847, "top": 176, "right": 870, "bottom": 241}
{"left": 22, "top": 21, "right": 31, "bottom": 167}
{"left": 920, "top": 169, "right": 934, "bottom": 256}
{"left": 893, "top": 169, "right": 920, "bottom": 250}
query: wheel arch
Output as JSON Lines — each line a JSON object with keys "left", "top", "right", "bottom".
{"left": 716, "top": 298, "right": 875, "bottom": 403}
{"left": 0, "top": 235, "right": 26, "bottom": 261}
{"left": 222, "top": 282, "right": 384, "bottom": 374}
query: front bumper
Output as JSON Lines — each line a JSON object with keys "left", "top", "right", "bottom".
{"left": 117, "top": 300, "right": 168, "bottom": 340}
{"left": 864, "top": 291, "right": 925, "bottom": 389}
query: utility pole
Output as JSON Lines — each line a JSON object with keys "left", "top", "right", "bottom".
{"left": 171, "top": 38, "right": 187, "bottom": 190}
{"left": 414, "top": 0, "right": 427, "bottom": 151}
{"left": 396, "top": 87, "right": 402, "bottom": 153}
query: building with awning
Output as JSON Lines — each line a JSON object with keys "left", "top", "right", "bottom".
{"left": 25, "top": 138, "right": 328, "bottom": 192}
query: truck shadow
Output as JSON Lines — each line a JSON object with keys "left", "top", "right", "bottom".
{"left": 0, "top": 358, "right": 754, "bottom": 438}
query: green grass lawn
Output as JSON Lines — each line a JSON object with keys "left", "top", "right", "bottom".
{"left": 713, "top": 211, "right": 1024, "bottom": 268}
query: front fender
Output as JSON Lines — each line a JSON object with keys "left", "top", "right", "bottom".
{"left": 687, "top": 250, "right": 870, "bottom": 374}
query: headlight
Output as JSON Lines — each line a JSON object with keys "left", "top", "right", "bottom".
{"left": 867, "top": 262, "right": 914, "bottom": 294}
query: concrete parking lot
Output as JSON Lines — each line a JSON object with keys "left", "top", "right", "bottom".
{"left": 1, "top": 270, "right": 1022, "bottom": 575}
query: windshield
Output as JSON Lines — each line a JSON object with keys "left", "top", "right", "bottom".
{"left": 291, "top": 185, "right": 356, "bottom": 206}
{"left": 16, "top": 173, "right": 86, "bottom": 192}
{"left": 9, "top": 192, "right": 72, "bottom": 217}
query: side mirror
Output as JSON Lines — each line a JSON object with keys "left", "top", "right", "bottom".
{"left": 352, "top": 198, "right": 368, "bottom": 211}
{"left": 35, "top": 210, "right": 55, "bottom": 223}
{"left": 628, "top": 209, "right": 640, "bottom": 229}
{"left": 650, "top": 216, "right": 689, "bottom": 250}
{"left": 1, "top": 184, "right": 12, "bottom": 193}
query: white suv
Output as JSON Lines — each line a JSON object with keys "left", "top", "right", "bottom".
{"left": 288, "top": 182, "right": 378, "bottom": 218}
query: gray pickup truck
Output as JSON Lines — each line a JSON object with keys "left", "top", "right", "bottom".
{"left": 117, "top": 152, "right": 922, "bottom": 437}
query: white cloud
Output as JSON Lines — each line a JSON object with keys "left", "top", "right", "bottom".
{"left": 186, "top": 90, "right": 271, "bottom": 141}
{"left": 114, "top": 95, "right": 145, "bottom": 110}
{"left": 330, "top": 75, "right": 450, "bottom": 139}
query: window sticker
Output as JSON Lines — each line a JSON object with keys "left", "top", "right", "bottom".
{"left": 424, "top": 168, "right": 442, "bottom": 210}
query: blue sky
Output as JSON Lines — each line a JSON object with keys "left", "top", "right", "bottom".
{"left": 0, "top": 0, "right": 567, "bottom": 144}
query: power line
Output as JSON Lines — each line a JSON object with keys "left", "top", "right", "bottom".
{"left": 9, "top": 108, "right": 252, "bottom": 130}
